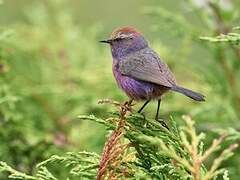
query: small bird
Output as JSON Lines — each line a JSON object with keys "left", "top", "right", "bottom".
{"left": 100, "top": 26, "right": 205, "bottom": 122}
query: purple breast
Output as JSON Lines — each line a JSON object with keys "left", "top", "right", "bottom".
{"left": 112, "top": 61, "right": 168, "bottom": 100}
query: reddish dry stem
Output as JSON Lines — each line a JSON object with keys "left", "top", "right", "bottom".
{"left": 96, "top": 100, "right": 133, "bottom": 180}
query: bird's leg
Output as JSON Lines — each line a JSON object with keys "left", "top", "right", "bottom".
{"left": 137, "top": 100, "right": 150, "bottom": 121}
{"left": 155, "top": 99, "right": 161, "bottom": 121}
{"left": 137, "top": 100, "right": 150, "bottom": 113}
{"left": 155, "top": 99, "right": 169, "bottom": 130}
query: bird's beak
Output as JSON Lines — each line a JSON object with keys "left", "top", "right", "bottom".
{"left": 99, "top": 39, "right": 112, "bottom": 44}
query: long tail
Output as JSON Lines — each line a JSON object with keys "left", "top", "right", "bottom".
{"left": 171, "top": 85, "right": 205, "bottom": 101}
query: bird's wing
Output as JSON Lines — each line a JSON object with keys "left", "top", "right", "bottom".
{"left": 119, "top": 48, "right": 176, "bottom": 87}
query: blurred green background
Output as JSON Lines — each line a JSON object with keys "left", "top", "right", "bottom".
{"left": 0, "top": 0, "right": 240, "bottom": 179}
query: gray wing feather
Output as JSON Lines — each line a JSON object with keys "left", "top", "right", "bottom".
{"left": 119, "top": 48, "right": 176, "bottom": 87}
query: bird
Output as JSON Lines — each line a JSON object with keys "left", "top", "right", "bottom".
{"left": 100, "top": 26, "right": 205, "bottom": 123}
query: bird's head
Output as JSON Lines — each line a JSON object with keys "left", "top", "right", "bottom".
{"left": 100, "top": 26, "right": 148, "bottom": 58}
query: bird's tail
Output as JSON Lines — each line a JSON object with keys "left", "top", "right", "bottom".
{"left": 171, "top": 86, "right": 205, "bottom": 101}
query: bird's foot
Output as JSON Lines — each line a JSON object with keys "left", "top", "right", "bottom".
{"left": 122, "top": 100, "right": 135, "bottom": 112}
{"left": 136, "top": 112, "right": 149, "bottom": 128}
{"left": 138, "top": 112, "right": 146, "bottom": 120}
{"left": 156, "top": 118, "right": 169, "bottom": 130}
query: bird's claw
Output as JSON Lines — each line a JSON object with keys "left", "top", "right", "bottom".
{"left": 138, "top": 112, "right": 146, "bottom": 120}
{"left": 156, "top": 118, "right": 169, "bottom": 130}
{"left": 135, "top": 112, "right": 150, "bottom": 127}
{"left": 122, "top": 100, "right": 135, "bottom": 112}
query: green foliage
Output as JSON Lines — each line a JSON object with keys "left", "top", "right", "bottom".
{"left": 37, "top": 151, "right": 99, "bottom": 179}
{"left": 0, "top": 151, "right": 99, "bottom": 179}
{"left": 200, "top": 27, "right": 240, "bottom": 44}
{"left": 0, "top": 108, "right": 238, "bottom": 179}
{"left": 0, "top": 1, "right": 110, "bottom": 178}
{"left": 0, "top": 161, "right": 35, "bottom": 179}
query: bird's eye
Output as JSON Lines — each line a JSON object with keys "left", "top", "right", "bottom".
{"left": 114, "top": 37, "right": 123, "bottom": 41}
